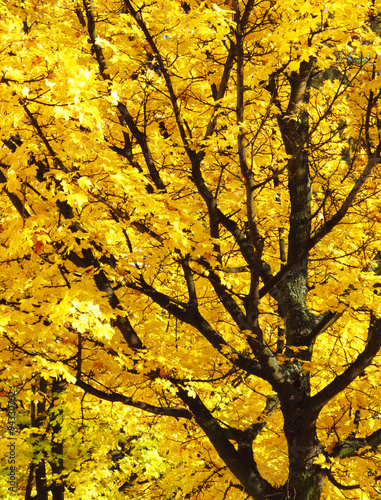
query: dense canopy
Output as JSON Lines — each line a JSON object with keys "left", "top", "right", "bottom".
{"left": 1, "top": 0, "right": 381, "bottom": 499}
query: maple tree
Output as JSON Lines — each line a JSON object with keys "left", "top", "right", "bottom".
{"left": 1, "top": 0, "right": 381, "bottom": 498}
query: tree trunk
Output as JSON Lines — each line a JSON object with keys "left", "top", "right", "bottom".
{"left": 49, "top": 378, "right": 67, "bottom": 500}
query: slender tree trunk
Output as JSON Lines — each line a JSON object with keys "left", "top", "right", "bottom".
{"left": 29, "top": 377, "right": 48, "bottom": 500}
{"left": 49, "top": 377, "right": 67, "bottom": 500}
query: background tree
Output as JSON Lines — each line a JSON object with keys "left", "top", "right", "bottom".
{"left": 1, "top": 0, "right": 381, "bottom": 499}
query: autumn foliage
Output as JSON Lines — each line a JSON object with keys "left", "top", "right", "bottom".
{"left": 1, "top": 0, "right": 381, "bottom": 499}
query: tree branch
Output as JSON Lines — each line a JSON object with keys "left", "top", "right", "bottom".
{"left": 310, "top": 315, "right": 381, "bottom": 415}
{"left": 259, "top": 152, "right": 381, "bottom": 300}
{"left": 75, "top": 378, "right": 191, "bottom": 419}
{"left": 0, "top": 165, "right": 31, "bottom": 219}
{"left": 126, "top": 277, "right": 264, "bottom": 378}
{"left": 83, "top": 0, "right": 165, "bottom": 190}
{"left": 326, "top": 470, "right": 360, "bottom": 491}
{"left": 330, "top": 426, "right": 381, "bottom": 460}
{"left": 176, "top": 384, "right": 277, "bottom": 500}
{"left": 303, "top": 311, "right": 343, "bottom": 347}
